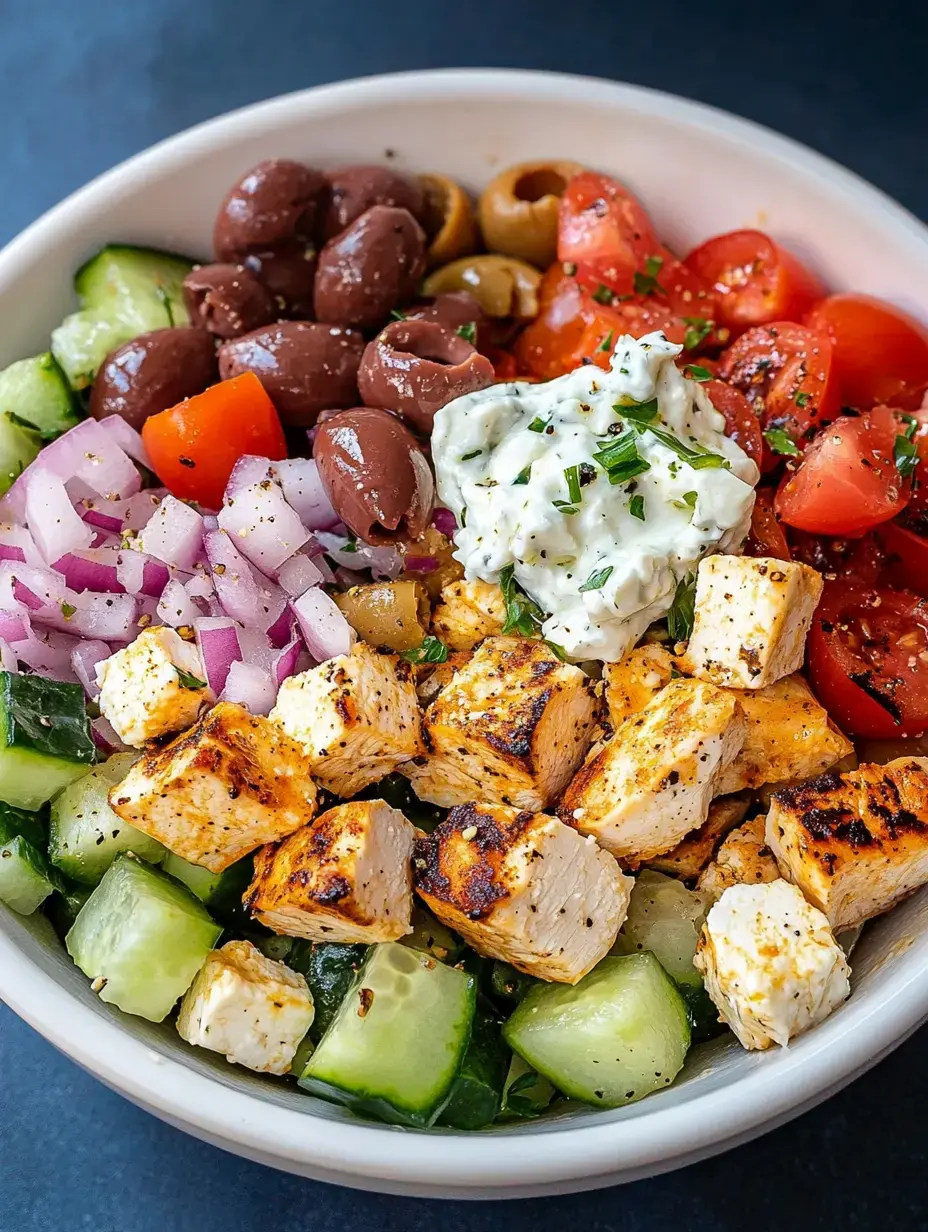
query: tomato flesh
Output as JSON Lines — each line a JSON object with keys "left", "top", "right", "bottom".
{"left": 685, "top": 229, "right": 823, "bottom": 332}
{"left": 744, "top": 487, "right": 790, "bottom": 558}
{"left": 876, "top": 520, "right": 928, "bottom": 598}
{"left": 703, "top": 378, "right": 763, "bottom": 466}
{"left": 805, "top": 293, "right": 928, "bottom": 412}
{"left": 558, "top": 172, "right": 658, "bottom": 284}
{"left": 807, "top": 582, "right": 928, "bottom": 737}
{"left": 776, "top": 406, "right": 913, "bottom": 536}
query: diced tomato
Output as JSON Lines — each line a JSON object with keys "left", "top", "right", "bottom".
{"left": 703, "top": 379, "right": 763, "bottom": 466}
{"left": 142, "top": 371, "right": 287, "bottom": 510}
{"left": 807, "top": 581, "right": 928, "bottom": 737}
{"left": 717, "top": 322, "right": 840, "bottom": 452}
{"left": 788, "top": 529, "right": 886, "bottom": 586}
{"left": 685, "top": 230, "right": 823, "bottom": 332}
{"left": 805, "top": 294, "right": 928, "bottom": 411}
{"left": 776, "top": 406, "right": 913, "bottom": 536}
{"left": 876, "top": 520, "right": 928, "bottom": 598}
{"left": 513, "top": 265, "right": 619, "bottom": 379}
{"left": 558, "top": 172, "right": 658, "bottom": 287}
{"left": 744, "top": 487, "right": 790, "bottom": 558}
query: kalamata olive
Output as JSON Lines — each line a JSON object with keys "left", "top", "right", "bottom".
{"left": 183, "top": 263, "right": 277, "bottom": 339}
{"left": 313, "top": 407, "right": 434, "bottom": 544}
{"left": 89, "top": 328, "right": 218, "bottom": 430}
{"left": 314, "top": 206, "right": 427, "bottom": 330}
{"left": 213, "top": 159, "right": 325, "bottom": 261}
{"left": 321, "top": 165, "right": 424, "bottom": 240}
{"left": 241, "top": 242, "right": 317, "bottom": 318}
{"left": 405, "top": 291, "right": 488, "bottom": 341}
{"left": 217, "top": 321, "right": 365, "bottom": 428}
{"left": 358, "top": 320, "right": 495, "bottom": 433}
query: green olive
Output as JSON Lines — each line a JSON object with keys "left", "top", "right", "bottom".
{"left": 478, "top": 160, "right": 585, "bottom": 268}
{"left": 421, "top": 255, "right": 542, "bottom": 321}
{"left": 333, "top": 580, "right": 430, "bottom": 653}
{"left": 419, "top": 173, "right": 480, "bottom": 268}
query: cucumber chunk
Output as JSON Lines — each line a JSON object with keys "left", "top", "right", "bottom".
{"left": 161, "top": 850, "right": 253, "bottom": 926}
{"left": 287, "top": 941, "right": 367, "bottom": 1043}
{"left": 66, "top": 854, "right": 221, "bottom": 1022}
{"left": 613, "top": 870, "right": 709, "bottom": 987}
{"left": 0, "top": 412, "right": 41, "bottom": 495}
{"left": 490, "top": 960, "right": 539, "bottom": 1008}
{"left": 0, "top": 672, "right": 96, "bottom": 810}
{"left": 45, "top": 879, "right": 94, "bottom": 938}
{"left": 438, "top": 1008, "right": 509, "bottom": 1130}
{"left": 300, "top": 942, "right": 476, "bottom": 1128}
{"left": 678, "top": 980, "right": 726, "bottom": 1043}
{"left": 51, "top": 245, "right": 194, "bottom": 390}
{"left": 504, "top": 952, "right": 691, "bottom": 1109}
{"left": 50, "top": 753, "right": 164, "bottom": 886}
{"left": 498, "top": 1053, "right": 556, "bottom": 1121}
{"left": 0, "top": 353, "right": 81, "bottom": 440}
{"left": 0, "top": 804, "right": 55, "bottom": 914}
{"left": 399, "top": 906, "right": 462, "bottom": 963}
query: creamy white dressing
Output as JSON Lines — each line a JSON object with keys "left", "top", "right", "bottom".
{"left": 431, "top": 333, "right": 759, "bottom": 662}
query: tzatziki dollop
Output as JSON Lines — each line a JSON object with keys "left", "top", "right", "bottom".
{"left": 431, "top": 332, "right": 759, "bottom": 662}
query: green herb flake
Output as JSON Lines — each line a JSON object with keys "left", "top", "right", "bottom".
{"left": 592, "top": 284, "right": 615, "bottom": 305}
{"left": 544, "top": 640, "right": 570, "bottom": 661}
{"left": 499, "top": 564, "right": 545, "bottom": 636}
{"left": 512, "top": 463, "right": 533, "bottom": 486}
{"left": 895, "top": 433, "right": 919, "bottom": 479}
{"left": 400, "top": 635, "right": 449, "bottom": 665}
{"left": 176, "top": 667, "right": 208, "bottom": 690}
{"left": 60, "top": 601, "right": 76, "bottom": 620}
{"left": 595, "top": 329, "right": 615, "bottom": 354}
{"left": 552, "top": 501, "right": 579, "bottom": 516}
{"left": 527, "top": 416, "right": 548, "bottom": 433}
{"left": 579, "top": 565, "right": 614, "bottom": 593}
{"left": 795, "top": 390, "right": 811, "bottom": 408}
{"left": 640, "top": 422, "right": 729, "bottom": 471}
{"left": 390, "top": 308, "right": 407, "bottom": 322}
{"left": 633, "top": 255, "right": 666, "bottom": 297}
{"left": 617, "top": 397, "right": 659, "bottom": 426}
{"left": 667, "top": 573, "right": 697, "bottom": 642}
{"left": 592, "top": 429, "right": 652, "bottom": 485}
{"left": 341, "top": 540, "right": 358, "bottom": 553}
{"left": 683, "top": 364, "right": 713, "bottom": 383}
{"left": 628, "top": 494, "right": 645, "bottom": 521}
{"left": 682, "top": 316, "right": 714, "bottom": 351}
{"left": 563, "top": 465, "right": 582, "bottom": 505}
{"left": 672, "top": 490, "right": 699, "bottom": 516}
{"left": 460, "top": 449, "right": 483, "bottom": 462}
{"left": 763, "top": 427, "right": 801, "bottom": 458}
{"left": 457, "top": 320, "right": 477, "bottom": 344}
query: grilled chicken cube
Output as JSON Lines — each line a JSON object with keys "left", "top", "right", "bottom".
{"left": 109, "top": 702, "right": 318, "bottom": 872}
{"left": 176, "top": 940, "right": 314, "bottom": 1075}
{"left": 414, "top": 802, "right": 631, "bottom": 984}
{"left": 269, "top": 643, "right": 423, "bottom": 798}
{"left": 765, "top": 757, "right": 928, "bottom": 930}
{"left": 560, "top": 677, "right": 744, "bottom": 862}
{"left": 697, "top": 815, "right": 780, "bottom": 902}
{"left": 694, "top": 879, "right": 850, "bottom": 1049}
{"left": 716, "top": 674, "right": 853, "bottom": 794}
{"left": 602, "top": 643, "right": 676, "bottom": 734}
{"left": 431, "top": 578, "right": 507, "bottom": 651}
{"left": 645, "top": 794, "right": 751, "bottom": 882}
{"left": 404, "top": 636, "right": 598, "bottom": 811}
{"left": 97, "top": 626, "right": 214, "bottom": 747}
{"left": 416, "top": 649, "right": 473, "bottom": 705}
{"left": 245, "top": 799, "right": 416, "bottom": 943}
{"left": 680, "top": 555, "right": 823, "bottom": 690}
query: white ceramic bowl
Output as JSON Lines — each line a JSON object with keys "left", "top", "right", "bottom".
{"left": 1, "top": 69, "right": 928, "bottom": 1199}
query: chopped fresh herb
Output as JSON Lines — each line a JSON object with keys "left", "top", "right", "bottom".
{"left": 512, "top": 463, "right": 533, "bottom": 485}
{"left": 682, "top": 316, "right": 714, "bottom": 351}
{"left": 563, "top": 261, "right": 578, "bottom": 276}
{"left": 553, "top": 555, "right": 576, "bottom": 566}
{"left": 595, "top": 330, "right": 615, "bottom": 354}
{"left": 617, "top": 397, "right": 659, "bottom": 426}
{"left": 683, "top": 364, "right": 713, "bottom": 382}
{"left": 633, "top": 255, "right": 666, "bottom": 297}
{"left": 176, "top": 667, "right": 208, "bottom": 690}
{"left": 552, "top": 501, "right": 579, "bottom": 515}
{"left": 460, "top": 449, "right": 483, "bottom": 462}
{"left": 672, "top": 490, "right": 699, "bottom": 516}
{"left": 579, "top": 565, "right": 614, "bottom": 593}
{"left": 390, "top": 308, "right": 407, "bottom": 322}
{"left": 667, "top": 573, "right": 697, "bottom": 642}
{"left": 60, "top": 601, "right": 76, "bottom": 620}
{"left": 341, "top": 540, "right": 358, "bottom": 553}
{"left": 400, "top": 635, "right": 449, "bottom": 665}
{"left": 7, "top": 411, "right": 40, "bottom": 433}
{"left": 499, "top": 564, "right": 545, "bottom": 636}
{"left": 506, "top": 1069, "right": 549, "bottom": 1115}
{"left": 628, "top": 494, "right": 645, "bottom": 520}
{"left": 895, "top": 433, "right": 919, "bottom": 479}
{"left": 592, "top": 284, "right": 615, "bottom": 305}
{"left": 640, "top": 423, "right": 729, "bottom": 471}
{"left": 795, "top": 390, "right": 811, "bottom": 408}
{"left": 460, "top": 506, "right": 467, "bottom": 527}
{"left": 457, "top": 320, "right": 477, "bottom": 344}
{"left": 563, "top": 465, "right": 582, "bottom": 504}
{"left": 527, "top": 416, "right": 548, "bottom": 433}
{"left": 763, "top": 427, "right": 801, "bottom": 458}
{"left": 592, "top": 429, "right": 651, "bottom": 485}
{"left": 156, "top": 285, "right": 175, "bottom": 328}
{"left": 544, "top": 640, "right": 569, "bottom": 661}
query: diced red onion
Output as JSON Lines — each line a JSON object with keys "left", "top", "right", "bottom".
{"left": 272, "top": 636, "right": 302, "bottom": 686}
{"left": 275, "top": 458, "right": 340, "bottom": 530}
{"left": 315, "top": 530, "right": 403, "bottom": 580}
{"left": 71, "top": 640, "right": 111, "bottom": 700}
{"left": 54, "top": 549, "right": 123, "bottom": 594}
{"left": 204, "top": 529, "right": 267, "bottom": 627}
{"left": 12, "top": 629, "right": 81, "bottom": 680}
{"left": 194, "top": 617, "right": 242, "bottom": 695}
{"left": 184, "top": 571, "right": 219, "bottom": 617}
{"left": 290, "top": 587, "right": 354, "bottom": 661}
{"left": 157, "top": 578, "right": 202, "bottom": 628}
{"left": 266, "top": 603, "right": 295, "bottom": 649}
{"left": 140, "top": 496, "right": 205, "bottom": 570}
{"left": 12, "top": 579, "right": 44, "bottom": 610}
{"left": 0, "top": 525, "right": 41, "bottom": 565}
{"left": 0, "top": 638, "right": 16, "bottom": 674}
{"left": 333, "top": 566, "right": 365, "bottom": 590}
{"left": 0, "top": 564, "right": 140, "bottom": 641}
{"left": 25, "top": 472, "right": 93, "bottom": 563}
{"left": 91, "top": 714, "right": 130, "bottom": 755}
{"left": 220, "top": 660, "right": 277, "bottom": 715}
{"left": 236, "top": 626, "right": 275, "bottom": 673}
{"left": 224, "top": 455, "right": 277, "bottom": 502}
{"left": 115, "top": 551, "right": 170, "bottom": 598}
{"left": 217, "top": 479, "right": 311, "bottom": 576}
{"left": 404, "top": 555, "right": 440, "bottom": 574}
{"left": 97, "top": 416, "right": 152, "bottom": 470}
{"left": 3, "top": 419, "right": 140, "bottom": 521}
{"left": 80, "top": 503, "right": 124, "bottom": 534}
{"left": 277, "top": 552, "right": 324, "bottom": 597}
{"left": 0, "top": 611, "right": 30, "bottom": 643}
{"left": 80, "top": 490, "right": 162, "bottom": 535}
{"left": 432, "top": 507, "right": 458, "bottom": 537}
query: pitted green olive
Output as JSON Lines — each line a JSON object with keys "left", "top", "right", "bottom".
{"left": 419, "top": 173, "right": 480, "bottom": 268}
{"left": 478, "top": 160, "right": 585, "bottom": 267}
{"left": 421, "top": 255, "right": 542, "bottom": 321}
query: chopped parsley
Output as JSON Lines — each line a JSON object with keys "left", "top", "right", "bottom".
{"left": 628, "top": 494, "right": 645, "bottom": 520}
{"left": 592, "top": 429, "right": 652, "bottom": 485}
{"left": 683, "top": 364, "right": 713, "bottom": 382}
{"left": 795, "top": 390, "right": 811, "bottom": 408}
{"left": 563, "top": 465, "right": 583, "bottom": 505}
{"left": 512, "top": 463, "right": 533, "bottom": 485}
{"left": 682, "top": 316, "right": 714, "bottom": 351}
{"left": 617, "top": 397, "right": 659, "bottom": 426}
{"left": 633, "top": 255, "right": 666, "bottom": 297}
{"left": 506, "top": 1069, "right": 550, "bottom": 1116}
{"left": 552, "top": 500, "right": 579, "bottom": 515}
{"left": 579, "top": 565, "right": 614, "bottom": 593}
{"left": 671, "top": 490, "right": 699, "bottom": 517}
{"left": 527, "top": 416, "right": 548, "bottom": 433}
{"left": 592, "top": 284, "right": 615, "bottom": 305}
{"left": 499, "top": 564, "right": 545, "bottom": 636}
{"left": 176, "top": 667, "right": 208, "bottom": 690}
{"left": 667, "top": 573, "right": 697, "bottom": 642}
{"left": 60, "top": 601, "right": 76, "bottom": 620}
{"left": 400, "top": 635, "right": 449, "bottom": 665}
{"left": 763, "top": 427, "right": 801, "bottom": 458}
{"left": 595, "top": 330, "right": 615, "bottom": 354}
{"left": 544, "top": 640, "right": 570, "bottom": 662}
{"left": 895, "top": 429, "right": 919, "bottom": 479}
{"left": 457, "top": 320, "right": 477, "bottom": 344}
{"left": 641, "top": 423, "right": 729, "bottom": 470}
{"left": 341, "top": 540, "right": 358, "bottom": 553}
{"left": 459, "top": 449, "right": 483, "bottom": 462}
{"left": 389, "top": 308, "right": 407, "bottom": 321}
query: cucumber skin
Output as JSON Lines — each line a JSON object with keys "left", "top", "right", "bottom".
{"left": 490, "top": 960, "right": 539, "bottom": 1008}
{"left": 0, "top": 801, "right": 55, "bottom": 914}
{"left": 161, "top": 851, "right": 254, "bottom": 928}
{"left": 438, "top": 1009, "right": 509, "bottom": 1130}
{"left": 0, "top": 353, "right": 81, "bottom": 440}
{"left": 0, "top": 672, "right": 96, "bottom": 810}
{"left": 0, "top": 413, "right": 41, "bottom": 495}
{"left": 678, "top": 980, "right": 726, "bottom": 1043}
{"left": 287, "top": 941, "right": 366, "bottom": 1043}
{"left": 45, "top": 880, "right": 94, "bottom": 938}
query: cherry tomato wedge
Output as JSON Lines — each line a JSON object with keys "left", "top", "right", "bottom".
{"left": 876, "top": 520, "right": 928, "bottom": 598}
{"left": 685, "top": 229, "right": 823, "bottom": 332}
{"left": 558, "top": 172, "right": 658, "bottom": 286}
{"left": 142, "top": 371, "right": 287, "bottom": 510}
{"left": 718, "top": 321, "right": 839, "bottom": 448}
{"left": 776, "top": 406, "right": 913, "bottom": 536}
{"left": 788, "top": 529, "right": 885, "bottom": 586}
{"left": 807, "top": 581, "right": 928, "bottom": 737}
{"left": 703, "top": 378, "right": 763, "bottom": 466}
{"left": 744, "top": 487, "right": 790, "bottom": 558}
{"left": 805, "top": 294, "right": 928, "bottom": 412}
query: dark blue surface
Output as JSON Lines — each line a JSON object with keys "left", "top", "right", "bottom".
{"left": 2, "top": 1, "right": 928, "bottom": 1227}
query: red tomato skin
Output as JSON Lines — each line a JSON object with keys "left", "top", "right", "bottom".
{"left": 685, "top": 229, "right": 824, "bottom": 332}
{"left": 558, "top": 172, "right": 658, "bottom": 275}
{"left": 876, "top": 520, "right": 928, "bottom": 598}
{"left": 744, "top": 487, "right": 791, "bottom": 558}
{"left": 789, "top": 529, "right": 885, "bottom": 585}
{"left": 776, "top": 406, "right": 912, "bottom": 536}
{"left": 703, "top": 379, "right": 763, "bottom": 466}
{"left": 805, "top": 294, "right": 928, "bottom": 412}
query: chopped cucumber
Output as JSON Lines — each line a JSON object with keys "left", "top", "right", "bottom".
{"left": 290, "top": 1031, "right": 315, "bottom": 1079}
{"left": 490, "top": 960, "right": 539, "bottom": 1008}
{"left": 0, "top": 412, "right": 41, "bottom": 495}
{"left": 248, "top": 932, "right": 293, "bottom": 962}
{"left": 0, "top": 672, "right": 96, "bottom": 810}
{"left": 300, "top": 942, "right": 476, "bottom": 1128}
{"left": 161, "top": 850, "right": 253, "bottom": 927}
{"left": 0, "top": 805, "right": 56, "bottom": 914}
{"left": 45, "top": 879, "right": 93, "bottom": 938}
{"left": 504, "top": 953, "right": 691, "bottom": 1109}
{"left": 0, "top": 353, "right": 81, "bottom": 440}
{"left": 613, "top": 870, "right": 709, "bottom": 987}
{"left": 678, "top": 981, "right": 725, "bottom": 1043}
{"left": 66, "top": 854, "right": 221, "bottom": 1022}
{"left": 438, "top": 1008, "right": 509, "bottom": 1130}
{"left": 51, "top": 245, "right": 194, "bottom": 390}
{"left": 498, "top": 1053, "right": 556, "bottom": 1121}
{"left": 287, "top": 941, "right": 367, "bottom": 1043}
{"left": 50, "top": 753, "right": 164, "bottom": 886}
{"left": 400, "top": 906, "right": 462, "bottom": 963}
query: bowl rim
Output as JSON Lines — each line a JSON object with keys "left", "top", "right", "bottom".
{"left": 2, "top": 67, "right": 928, "bottom": 1194}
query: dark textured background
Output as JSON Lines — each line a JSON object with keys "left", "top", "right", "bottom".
{"left": 2, "top": 0, "right": 928, "bottom": 1227}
